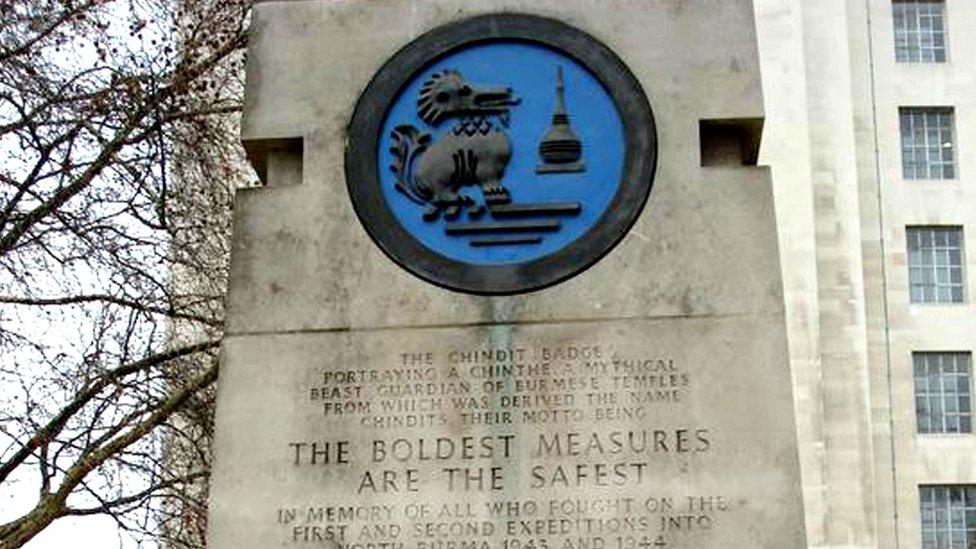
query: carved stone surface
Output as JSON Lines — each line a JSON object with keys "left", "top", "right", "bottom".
{"left": 210, "top": 1, "right": 805, "bottom": 548}
{"left": 537, "top": 67, "right": 586, "bottom": 174}
{"left": 214, "top": 316, "right": 803, "bottom": 548}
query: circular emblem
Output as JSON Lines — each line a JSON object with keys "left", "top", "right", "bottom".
{"left": 346, "top": 14, "right": 656, "bottom": 295}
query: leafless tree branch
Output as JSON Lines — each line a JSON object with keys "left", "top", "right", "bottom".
{"left": 0, "top": 0, "right": 253, "bottom": 546}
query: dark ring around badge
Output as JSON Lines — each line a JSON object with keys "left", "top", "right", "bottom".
{"left": 345, "top": 13, "right": 657, "bottom": 295}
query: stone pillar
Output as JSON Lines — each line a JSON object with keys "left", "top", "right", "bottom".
{"left": 209, "top": 2, "right": 806, "bottom": 547}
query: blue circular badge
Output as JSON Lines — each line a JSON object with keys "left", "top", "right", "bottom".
{"left": 379, "top": 42, "right": 625, "bottom": 265}
{"left": 347, "top": 14, "right": 656, "bottom": 294}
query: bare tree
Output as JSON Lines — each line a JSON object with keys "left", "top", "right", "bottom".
{"left": 0, "top": 0, "right": 252, "bottom": 546}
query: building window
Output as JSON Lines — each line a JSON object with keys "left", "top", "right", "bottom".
{"left": 914, "top": 352, "right": 972, "bottom": 434}
{"left": 920, "top": 485, "right": 976, "bottom": 548}
{"left": 907, "top": 227, "right": 965, "bottom": 303}
{"left": 893, "top": 0, "right": 947, "bottom": 63}
{"left": 900, "top": 107, "right": 955, "bottom": 180}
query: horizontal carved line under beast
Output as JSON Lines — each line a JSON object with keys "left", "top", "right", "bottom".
{"left": 445, "top": 220, "right": 561, "bottom": 235}
{"left": 469, "top": 236, "right": 543, "bottom": 247}
{"left": 488, "top": 202, "right": 582, "bottom": 218}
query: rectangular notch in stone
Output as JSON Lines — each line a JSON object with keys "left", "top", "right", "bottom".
{"left": 699, "top": 118, "right": 763, "bottom": 167}
{"left": 243, "top": 137, "right": 303, "bottom": 186}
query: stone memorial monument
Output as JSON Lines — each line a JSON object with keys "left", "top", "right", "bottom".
{"left": 209, "top": 1, "right": 806, "bottom": 547}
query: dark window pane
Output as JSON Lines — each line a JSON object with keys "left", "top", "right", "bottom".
{"left": 915, "top": 353, "right": 972, "bottom": 435}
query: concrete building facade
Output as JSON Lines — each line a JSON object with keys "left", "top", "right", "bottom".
{"left": 756, "top": 1, "right": 976, "bottom": 547}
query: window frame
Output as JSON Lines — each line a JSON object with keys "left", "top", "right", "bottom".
{"left": 899, "top": 107, "right": 957, "bottom": 181}
{"left": 913, "top": 352, "right": 973, "bottom": 435}
{"left": 892, "top": 0, "right": 949, "bottom": 64}
{"left": 906, "top": 226, "right": 966, "bottom": 304}
{"left": 919, "top": 485, "right": 976, "bottom": 548}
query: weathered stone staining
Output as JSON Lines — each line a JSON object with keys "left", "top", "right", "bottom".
{"left": 208, "top": 1, "right": 805, "bottom": 548}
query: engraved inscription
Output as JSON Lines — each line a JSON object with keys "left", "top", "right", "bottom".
{"left": 274, "top": 342, "right": 734, "bottom": 548}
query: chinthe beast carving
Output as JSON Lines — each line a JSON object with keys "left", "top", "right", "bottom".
{"left": 389, "top": 70, "right": 521, "bottom": 221}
